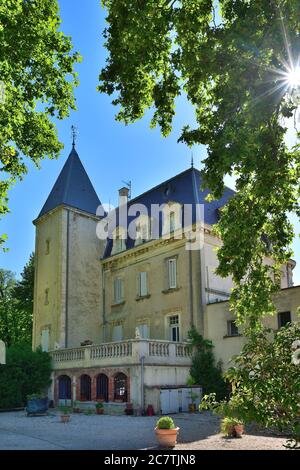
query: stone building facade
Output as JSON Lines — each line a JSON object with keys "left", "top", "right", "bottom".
{"left": 32, "top": 145, "right": 299, "bottom": 413}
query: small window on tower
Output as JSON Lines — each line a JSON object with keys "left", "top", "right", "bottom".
{"left": 44, "top": 288, "right": 49, "bottom": 305}
{"left": 45, "top": 239, "right": 50, "bottom": 255}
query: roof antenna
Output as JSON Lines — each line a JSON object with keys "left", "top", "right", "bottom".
{"left": 122, "top": 180, "right": 132, "bottom": 200}
{"left": 71, "top": 125, "right": 77, "bottom": 148}
{"left": 191, "top": 151, "right": 194, "bottom": 168}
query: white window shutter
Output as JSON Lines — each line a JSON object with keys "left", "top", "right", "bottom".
{"left": 138, "top": 324, "right": 149, "bottom": 339}
{"left": 139, "top": 272, "right": 147, "bottom": 297}
{"left": 41, "top": 329, "right": 49, "bottom": 352}
{"left": 168, "top": 259, "right": 177, "bottom": 288}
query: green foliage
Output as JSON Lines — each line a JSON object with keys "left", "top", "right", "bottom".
{"left": 156, "top": 416, "right": 176, "bottom": 430}
{"left": 0, "top": 254, "right": 34, "bottom": 346}
{"left": 188, "top": 328, "right": 228, "bottom": 400}
{"left": 59, "top": 406, "right": 71, "bottom": 415}
{"left": 220, "top": 416, "right": 243, "bottom": 436}
{"left": 99, "top": 0, "right": 300, "bottom": 326}
{"left": 27, "top": 393, "right": 47, "bottom": 400}
{"left": 0, "top": 344, "right": 52, "bottom": 409}
{"left": 95, "top": 402, "right": 104, "bottom": 409}
{"left": 224, "top": 322, "right": 300, "bottom": 447}
{"left": 0, "top": 0, "right": 80, "bottom": 245}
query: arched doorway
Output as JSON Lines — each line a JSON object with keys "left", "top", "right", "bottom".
{"left": 80, "top": 374, "right": 91, "bottom": 401}
{"left": 114, "top": 373, "right": 127, "bottom": 402}
{"left": 58, "top": 375, "right": 71, "bottom": 400}
{"left": 96, "top": 374, "right": 109, "bottom": 402}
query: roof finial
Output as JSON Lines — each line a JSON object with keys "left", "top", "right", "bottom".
{"left": 71, "top": 125, "right": 77, "bottom": 148}
{"left": 191, "top": 151, "right": 194, "bottom": 168}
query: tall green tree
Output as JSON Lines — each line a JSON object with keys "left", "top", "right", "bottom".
{"left": 0, "top": 254, "right": 34, "bottom": 346}
{"left": 99, "top": 0, "right": 300, "bottom": 328}
{"left": 0, "top": 0, "right": 80, "bottom": 245}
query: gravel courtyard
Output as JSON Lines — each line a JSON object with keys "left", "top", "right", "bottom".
{"left": 0, "top": 410, "right": 288, "bottom": 450}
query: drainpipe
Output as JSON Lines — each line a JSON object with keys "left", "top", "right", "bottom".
{"left": 65, "top": 210, "right": 70, "bottom": 348}
{"left": 188, "top": 248, "right": 194, "bottom": 327}
{"left": 140, "top": 355, "right": 145, "bottom": 413}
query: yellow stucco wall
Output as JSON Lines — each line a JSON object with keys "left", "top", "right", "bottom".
{"left": 205, "top": 285, "right": 300, "bottom": 370}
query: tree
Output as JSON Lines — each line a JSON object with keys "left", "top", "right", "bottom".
{"left": 0, "top": 254, "right": 34, "bottom": 346}
{"left": 99, "top": 0, "right": 300, "bottom": 327}
{"left": 188, "top": 327, "right": 228, "bottom": 400}
{"left": 225, "top": 322, "right": 300, "bottom": 447}
{"left": 0, "top": 344, "right": 52, "bottom": 409}
{"left": 0, "top": 0, "right": 80, "bottom": 245}
{"left": 13, "top": 252, "right": 34, "bottom": 342}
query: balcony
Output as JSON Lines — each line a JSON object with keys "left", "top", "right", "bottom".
{"left": 50, "top": 339, "right": 193, "bottom": 370}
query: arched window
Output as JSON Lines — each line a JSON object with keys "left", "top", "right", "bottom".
{"left": 80, "top": 374, "right": 91, "bottom": 401}
{"left": 96, "top": 374, "right": 109, "bottom": 402}
{"left": 114, "top": 373, "right": 127, "bottom": 402}
{"left": 58, "top": 375, "right": 71, "bottom": 400}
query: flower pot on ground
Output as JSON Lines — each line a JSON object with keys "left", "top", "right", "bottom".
{"left": 188, "top": 390, "right": 199, "bottom": 413}
{"left": 125, "top": 403, "right": 133, "bottom": 415}
{"left": 95, "top": 402, "right": 104, "bottom": 415}
{"left": 72, "top": 401, "right": 80, "bottom": 413}
{"left": 59, "top": 406, "right": 71, "bottom": 423}
{"left": 221, "top": 417, "right": 244, "bottom": 438}
{"left": 155, "top": 417, "right": 179, "bottom": 448}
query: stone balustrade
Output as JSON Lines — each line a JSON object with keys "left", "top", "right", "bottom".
{"left": 50, "top": 339, "right": 192, "bottom": 370}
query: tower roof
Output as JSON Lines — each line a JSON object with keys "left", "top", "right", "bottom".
{"left": 37, "top": 146, "right": 101, "bottom": 219}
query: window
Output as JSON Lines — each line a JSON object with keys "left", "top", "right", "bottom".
{"left": 41, "top": 328, "right": 49, "bottom": 352}
{"left": 168, "top": 258, "right": 177, "bottom": 289}
{"left": 80, "top": 374, "right": 91, "bottom": 401}
{"left": 169, "top": 315, "right": 180, "bottom": 342}
{"left": 114, "top": 277, "right": 124, "bottom": 304}
{"left": 138, "top": 272, "right": 148, "bottom": 297}
{"left": 278, "top": 311, "right": 291, "bottom": 328}
{"left": 112, "top": 323, "right": 123, "bottom": 341}
{"left": 137, "top": 323, "right": 149, "bottom": 339}
{"left": 96, "top": 374, "right": 109, "bottom": 401}
{"left": 112, "top": 227, "right": 126, "bottom": 255}
{"left": 227, "top": 320, "right": 239, "bottom": 337}
{"left": 114, "top": 373, "right": 127, "bottom": 402}
{"left": 58, "top": 375, "right": 71, "bottom": 400}
{"left": 135, "top": 217, "right": 151, "bottom": 246}
{"left": 44, "top": 288, "right": 49, "bottom": 305}
{"left": 169, "top": 211, "right": 175, "bottom": 233}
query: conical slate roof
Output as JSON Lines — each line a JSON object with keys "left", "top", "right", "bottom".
{"left": 38, "top": 146, "right": 101, "bottom": 218}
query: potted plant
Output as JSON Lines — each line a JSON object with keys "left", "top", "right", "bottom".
{"left": 26, "top": 393, "right": 48, "bottom": 416}
{"left": 59, "top": 405, "right": 71, "bottom": 423}
{"left": 72, "top": 400, "right": 81, "bottom": 413}
{"left": 221, "top": 416, "right": 244, "bottom": 438}
{"left": 155, "top": 416, "right": 180, "bottom": 448}
{"left": 95, "top": 402, "right": 104, "bottom": 415}
{"left": 188, "top": 390, "right": 199, "bottom": 413}
{"left": 125, "top": 403, "right": 133, "bottom": 415}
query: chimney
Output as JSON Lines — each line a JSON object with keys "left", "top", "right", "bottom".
{"left": 118, "top": 187, "right": 129, "bottom": 207}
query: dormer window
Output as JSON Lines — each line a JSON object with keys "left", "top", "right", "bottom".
{"left": 162, "top": 202, "right": 182, "bottom": 236}
{"left": 169, "top": 211, "right": 175, "bottom": 233}
{"left": 134, "top": 215, "right": 151, "bottom": 246}
{"left": 111, "top": 227, "right": 126, "bottom": 255}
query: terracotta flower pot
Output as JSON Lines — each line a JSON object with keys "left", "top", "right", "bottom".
{"left": 233, "top": 424, "right": 244, "bottom": 438}
{"left": 155, "top": 427, "right": 180, "bottom": 448}
{"left": 73, "top": 408, "right": 80, "bottom": 414}
{"left": 60, "top": 414, "right": 70, "bottom": 423}
{"left": 188, "top": 404, "right": 196, "bottom": 413}
{"left": 96, "top": 408, "right": 104, "bottom": 415}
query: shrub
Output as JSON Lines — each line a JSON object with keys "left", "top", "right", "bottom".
{"left": 188, "top": 327, "right": 228, "bottom": 400}
{"left": 220, "top": 417, "right": 243, "bottom": 436}
{"left": 95, "top": 402, "right": 104, "bottom": 409}
{"left": 156, "top": 416, "right": 175, "bottom": 430}
{"left": 0, "top": 344, "right": 52, "bottom": 409}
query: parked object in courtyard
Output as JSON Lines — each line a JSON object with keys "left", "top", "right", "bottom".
{"left": 155, "top": 416, "right": 179, "bottom": 448}
{"left": 26, "top": 394, "right": 48, "bottom": 416}
{"left": 59, "top": 406, "right": 71, "bottom": 423}
{"left": 95, "top": 402, "right": 104, "bottom": 414}
{"left": 188, "top": 390, "right": 200, "bottom": 413}
{"left": 221, "top": 417, "right": 244, "bottom": 438}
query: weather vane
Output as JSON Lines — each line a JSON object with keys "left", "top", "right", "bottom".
{"left": 191, "top": 152, "right": 194, "bottom": 168}
{"left": 71, "top": 125, "right": 77, "bottom": 147}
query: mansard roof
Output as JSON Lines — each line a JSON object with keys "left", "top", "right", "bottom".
{"left": 37, "top": 146, "right": 101, "bottom": 219}
{"left": 103, "top": 167, "right": 235, "bottom": 258}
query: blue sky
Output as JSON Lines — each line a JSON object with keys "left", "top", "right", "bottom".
{"left": 0, "top": 0, "right": 299, "bottom": 286}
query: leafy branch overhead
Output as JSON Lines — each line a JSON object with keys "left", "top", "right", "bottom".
{"left": 99, "top": 0, "right": 300, "bottom": 326}
{"left": 0, "top": 0, "right": 81, "bottom": 244}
